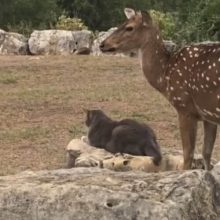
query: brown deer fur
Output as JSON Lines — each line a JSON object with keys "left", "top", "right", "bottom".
{"left": 100, "top": 8, "right": 220, "bottom": 170}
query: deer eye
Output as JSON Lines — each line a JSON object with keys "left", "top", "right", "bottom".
{"left": 125, "top": 26, "right": 134, "bottom": 32}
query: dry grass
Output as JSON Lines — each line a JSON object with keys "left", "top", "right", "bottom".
{"left": 0, "top": 55, "right": 219, "bottom": 176}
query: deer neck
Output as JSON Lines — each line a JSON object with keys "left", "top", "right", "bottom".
{"left": 140, "top": 31, "right": 170, "bottom": 94}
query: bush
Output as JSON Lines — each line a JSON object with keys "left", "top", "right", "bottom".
{"left": 149, "top": 10, "right": 176, "bottom": 40}
{"left": 6, "top": 22, "right": 33, "bottom": 37}
{"left": 1, "top": 0, "right": 60, "bottom": 36}
{"left": 56, "top": 15, "right": 88, "bottom": 31}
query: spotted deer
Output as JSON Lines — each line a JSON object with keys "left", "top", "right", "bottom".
{"left": 100, "top": 8, "right": 220, "bottom": 170}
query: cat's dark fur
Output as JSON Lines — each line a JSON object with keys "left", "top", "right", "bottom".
{"left": 85, "top": 109, "right": 162, "bottom": 165}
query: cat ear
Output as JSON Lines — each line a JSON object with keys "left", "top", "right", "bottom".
{"left": 82, "top": 108, "right": 88, "bottom": 113}
{"left": 87, "top": 110, "right": 93, "bottom": 122}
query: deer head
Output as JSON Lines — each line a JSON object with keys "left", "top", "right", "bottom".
{"left": 100, "top": 8, "right": 157, "bottom": 52}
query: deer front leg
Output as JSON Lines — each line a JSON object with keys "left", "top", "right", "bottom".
{"left": 202, "top": 120, "right": 217, "bottom": 170}
{"left": 178, "top": 113, "right": 198, "bottom": 169}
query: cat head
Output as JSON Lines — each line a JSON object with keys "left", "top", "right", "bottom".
{"left": 84, "top": 109, "right": 106, "bottom": 127}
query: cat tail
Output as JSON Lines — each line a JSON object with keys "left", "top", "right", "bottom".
{"left": 144, "top": 141, "right": 162, "bottom": 166}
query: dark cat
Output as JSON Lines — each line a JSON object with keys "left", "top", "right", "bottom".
{"left": 85, "top": 109, "right": 162, "bottom": 165}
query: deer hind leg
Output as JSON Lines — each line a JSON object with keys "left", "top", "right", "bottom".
{"left": 178, "top": 113, "right": 198, "bottom": 170}
{"left": 202, "top": 121, "right": 217, "bottom": 170}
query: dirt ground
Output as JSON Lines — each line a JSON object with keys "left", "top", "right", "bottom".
{"left": 0, "top": 55, "right": 219, "bottom": 176}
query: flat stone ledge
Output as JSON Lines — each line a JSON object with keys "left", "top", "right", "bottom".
{"left": 0, "top": 167, "right": 220, "bottom": 220}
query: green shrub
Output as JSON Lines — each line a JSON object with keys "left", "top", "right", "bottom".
{"left": 149, "top": 10, "right": 176, "bottom": 40}
{"left": 7, "top": 21, "right": 36, "bottom": 37}
{"left": 56, "top": 15, "right": 88, "bottom": 31}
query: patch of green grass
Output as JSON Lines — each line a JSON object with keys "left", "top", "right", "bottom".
{"left": 68, "top": 124, "right": 86, "bottom": 138}
{"left": 0, "top": 76, "right": 18, "bottom": 84}
{"left": 131, "top": 111, "right": 154, "bottom": 121}
{"left": 0, "top": 127, "right": 51, "bottom": 143}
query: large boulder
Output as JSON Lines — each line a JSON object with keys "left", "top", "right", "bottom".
{"left": 0, "top": 167, "right": 220, "bottom": 220}
{"left": 28, "top": 30, "right": 93, "bottom": 55}
{"left": 0, "top": 29, "right": 28, "bottom": 55}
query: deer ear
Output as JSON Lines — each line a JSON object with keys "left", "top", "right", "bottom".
{"left": 140, "top": 10, "right": 152, "bottom": 25}
{"left": 124, "top": 8, "right": 136, "bottom": 19}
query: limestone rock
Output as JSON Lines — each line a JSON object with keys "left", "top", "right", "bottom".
{"left": 74, "top": 47, "right": 90, "bottom": 55}
{"left": 0, "top": 167, "right": 220, "bottom": 220}
{"left": 66, "top": 138, "right": 112, "bottom": 168}
{"left": 28, "top": 30, "right": 93, "bottom": 55}
{"left": 0, "top": 29, "right": 28, "bottom": 55}
{"left": 66, "top": 138, "right": 208, "bottom": 172}
{"left": 102, "top": 154, "right": 182, "bottom": 172}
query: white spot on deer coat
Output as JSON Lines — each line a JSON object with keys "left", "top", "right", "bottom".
{"left": 216, "top": 108, "right": 220, "bottom": 112}
{"left": 180, "top": 104, "right": 186, "bottom": 107}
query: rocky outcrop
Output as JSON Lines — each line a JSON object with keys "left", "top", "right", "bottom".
{"left": 66, "top": 138, "right": 208, "bottom": 172}
{"left": 66, "top": 138, "right": 111, "bottom": 168}
{"left": 0, "top": 29, "right": 28, "bottom": 55}
{"left": 0, "top": 166, "right": 220, "bottom": 220}
{"left": 28, "top": 30, "right": 93, "bottom": 55}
